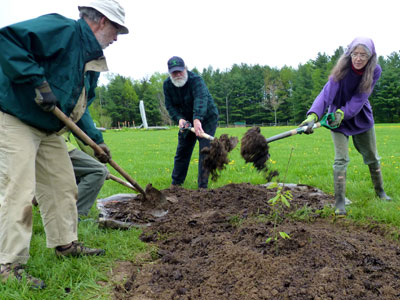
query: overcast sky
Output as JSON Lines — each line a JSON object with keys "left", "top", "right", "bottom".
{"left": 1, "top": 0, "right": 400, "bottom": 84}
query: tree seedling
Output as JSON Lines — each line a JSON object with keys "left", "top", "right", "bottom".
{"left": 265, "top": 148, "right": 294, "bottom": 254}
{"left": 266, "top": 182, "right": 292, "bottom": 246}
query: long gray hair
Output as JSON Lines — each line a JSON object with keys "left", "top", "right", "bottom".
{"left": 330, "top": 44, "right": 377, "bottom": 94}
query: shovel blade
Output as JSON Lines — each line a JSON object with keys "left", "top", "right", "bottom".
{"left": 142, "top": 183, "right": 168, "bottom": 207}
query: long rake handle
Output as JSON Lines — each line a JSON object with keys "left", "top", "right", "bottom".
{"left": 53, "top": 107, "right": 147, "bottom": 197}
{"left": 266, "top": 122, "right": 322, "bottom": 143}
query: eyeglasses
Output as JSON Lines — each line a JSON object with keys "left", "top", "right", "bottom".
{"left": 350, "top": 52, "right": 369, "bottom": 60}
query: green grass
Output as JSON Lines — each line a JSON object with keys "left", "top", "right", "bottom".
{"left": 2, "top": 124, "right": 399, "bottom": 298}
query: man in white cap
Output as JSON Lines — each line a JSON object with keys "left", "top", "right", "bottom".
{"left": 0, "top": 0, "right": 128, "bottom": 289}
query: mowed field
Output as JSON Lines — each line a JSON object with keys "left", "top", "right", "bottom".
{"left": 1, "top": 124, "right": 399, "bottom": 299}
{"left": 101, "top": 124, "right": 399, "bottom": 224}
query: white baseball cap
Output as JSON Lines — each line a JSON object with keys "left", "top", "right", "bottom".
{"left": 78, "top": 0, "right": 129, "bottom": 34}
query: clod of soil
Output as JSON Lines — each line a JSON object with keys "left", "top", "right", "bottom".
{"left": 240, "top": 127, "right": 270, "bottom": 171}
{"left": 109, "top": 183, "right": 400, "bottom": 300}
{"left": 201, "top": 134, "right": 239, "bottom": 181}
{"left": 136, "top": 184, "right": 168, "bottom": 210}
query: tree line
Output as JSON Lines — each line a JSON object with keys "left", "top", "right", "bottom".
{"left": 89, "top": 47, "right": 400, "bottom": 128}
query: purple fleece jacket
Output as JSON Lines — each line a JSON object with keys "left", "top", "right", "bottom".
{"left": 308, "top": 37, "right": 381, "bottom": 136}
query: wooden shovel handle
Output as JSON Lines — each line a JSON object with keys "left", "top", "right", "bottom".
{"left": 53, "top": 107, "right": 147, "bottom": 197}
{"left": 107, "top": 174, "right": 139, "bottom": 192}
{"left": 188, "top": 127, "right": 214, "bottom": 140}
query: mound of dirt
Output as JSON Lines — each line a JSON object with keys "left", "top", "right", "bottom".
{"left": 109, "top": 183, "right": 400, "bottom": 300}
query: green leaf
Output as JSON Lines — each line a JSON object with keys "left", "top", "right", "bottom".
{"left": 266, "top": 237, "right": 272, "bottom": 243}
{"left": 268, "top": 195, "right": 279, "bottom": 204}
{"left": 279, "top": 232, "right": 291, "bottom": 239}
{"left": 282, "top": 197, "right": 291, "bottom": 207}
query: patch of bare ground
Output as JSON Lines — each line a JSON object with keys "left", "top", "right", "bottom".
{"left": 104, "top": 183, "right": 400, "bottom": 300}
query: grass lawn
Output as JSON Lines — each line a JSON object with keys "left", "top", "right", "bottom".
{"left": 1, "top": 123, "right": 399, "bottom": 299}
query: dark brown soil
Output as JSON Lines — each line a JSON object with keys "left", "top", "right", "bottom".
{"left": 201, "top": 134, "right": 239, "bottom": 181}
{"left": 240, "top": 127, "right": 270, "bottom": 171}
{"left": 104, "top": 183, "right": 400, "bottom": 300}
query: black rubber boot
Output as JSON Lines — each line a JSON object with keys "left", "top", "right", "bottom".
{"left": 369, "top": 165, "right": 392, "bottom": 201}
{"left": 334, "top": 170, "right": 347, "bottom": 216}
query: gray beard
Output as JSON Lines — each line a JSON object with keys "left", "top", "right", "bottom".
{"left": 171, "top": 73, "right": 188, "bottom": 88}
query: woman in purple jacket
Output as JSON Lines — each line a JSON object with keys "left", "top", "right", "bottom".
{"left": 300, "top": 37, "right": 391, "bottom": 216}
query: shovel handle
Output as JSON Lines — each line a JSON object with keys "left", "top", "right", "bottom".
{"left": 319, "top": 113, "right": 338, "bottom": 129}
{"left": 265, "top": 112, "right": 338, "bottom": 144}
{"left": 52, "top": 107, "right": 147, "bottom": 197}
{"left": 188, "top": 127, "right": 215, "bottom": 140}
{"left": 266, "top": 122, "right": 322, "bottom": 143}
{"left": 53, "top": 107, "right": 103, "bottom": 153}
{"left": 107, "top": 174, "right": 139, "bottom": 192}
{"left": 108, "top": 160, "right": 146, "bottom": 196}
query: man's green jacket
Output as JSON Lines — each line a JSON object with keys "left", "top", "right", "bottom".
{"left": 0, "top": 14, "right": 104, "bottom": 143}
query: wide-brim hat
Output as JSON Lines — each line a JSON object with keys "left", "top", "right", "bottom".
{"left": 79, "top": 0, "right": 129, "bottom": 34}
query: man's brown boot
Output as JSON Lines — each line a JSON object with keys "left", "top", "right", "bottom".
{"left": 0, "top": 263, "right": 45, "bottom": 289}
{"left": 55, "top": 241, "right": 105, "bottom": 257}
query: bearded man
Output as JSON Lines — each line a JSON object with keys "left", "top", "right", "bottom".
{"left": 163, "top": 56, "right": 219, "bottom": 189}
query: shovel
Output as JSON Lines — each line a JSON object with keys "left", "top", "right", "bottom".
{"left": 180, "top": 123, "right": 239, "bottom": 151}
{"left": 107, "top": 173, "right": 139, "bottom": 192}
{"left": 53, "top": 107, "right": 154, "bottom": 201}
{"left": 240, "top": 113, "right": 339, "bottom": 171}
{"left": 181, "top": 126, "right": 215, "bottom": 140}
{"left": 266, "top": 113, "right": 338, "bottom": 143}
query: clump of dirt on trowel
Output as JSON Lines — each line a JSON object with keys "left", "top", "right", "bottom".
{"left": 240, "top": 127, "right": 270, "bottom": 171}
{"left": 201, "top": 134, "right": 239, "bottom": 181}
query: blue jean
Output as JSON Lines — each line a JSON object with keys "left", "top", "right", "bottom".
{"left": 171, "top": 120, "right": 217, "bottom": 188}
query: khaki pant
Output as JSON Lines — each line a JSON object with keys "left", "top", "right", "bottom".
{"left": 0, "top": 112, "right": 78, "bottom": 265}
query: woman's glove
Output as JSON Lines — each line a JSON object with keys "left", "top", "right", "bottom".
{"left": 328, "top": 109, "right": 344, "bottom": 128}
{"left": 299, "top": 113, "right": 318, "bottom": 134}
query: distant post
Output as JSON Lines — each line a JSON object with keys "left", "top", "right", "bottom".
{"left": 139, "top": 100, "right": 148, "bottom": 129}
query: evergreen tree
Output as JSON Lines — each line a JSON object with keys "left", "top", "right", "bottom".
{"left": 104, "top": 75, "right": 139, "bottom": 127}
{"left": 372, "top": 52, "right": 400, "bottom": 122}
{"left": 87, "top": 47, "right": 399, "bottom": 127}
{"left": 289, "top": 62, "right": 314, "bottom": 123}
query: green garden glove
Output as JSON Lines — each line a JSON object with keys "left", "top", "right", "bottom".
{"left": 34, "top": 81, "right": 58, "bottom": 112}
{"left": 328, "top": 109, "right": 344, "bottom": 128}
{"left": 299, "top": 113, "right": 318, "bottom": 134}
